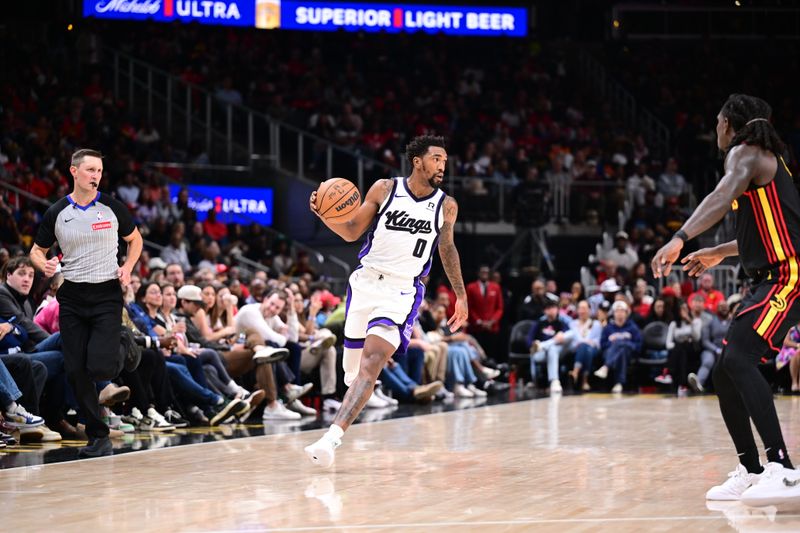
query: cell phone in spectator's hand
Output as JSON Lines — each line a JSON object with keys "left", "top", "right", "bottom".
{"left": 440, "top": 324, "right": 453, "bottom": 336}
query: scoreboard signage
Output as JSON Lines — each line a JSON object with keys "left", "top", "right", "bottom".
{"left": 83, "top": 0, "right": 528, "bottom": 37}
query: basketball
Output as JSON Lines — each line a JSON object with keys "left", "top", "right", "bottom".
{"left": 315, "top": 177, "right": 361, "bottom": 222}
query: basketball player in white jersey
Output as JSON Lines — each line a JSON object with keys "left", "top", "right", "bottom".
{"left": 304, "top": 135, "right": 468, "bottom": 467}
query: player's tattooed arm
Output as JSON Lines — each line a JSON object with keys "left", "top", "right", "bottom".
{"left": 439, "top": 196, "right": 468, "bottom": 332}
{"left": 439, "top": 197, "right": 465, "bottom": 297}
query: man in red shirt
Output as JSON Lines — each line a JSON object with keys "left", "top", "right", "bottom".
{"left": 689, "top": 273, "right": 725, "bottom": 314}
{"left": 466, "top": 265, "right": 504, "bottom": 361}
{"left": 202, "top": 209, "right": 228, "bottom": 243}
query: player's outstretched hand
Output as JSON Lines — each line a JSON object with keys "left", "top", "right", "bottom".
{"left": 681, "top": 247, "right": 725, "bottom": 277}
{"left": 651, "top": 238, "right": 683, "bottom": 279}
{"left": 448, "top": 297, "right": 468, "bottom": 333}
{"left": 309, "top": 191, "right": 320, "bottom": 218}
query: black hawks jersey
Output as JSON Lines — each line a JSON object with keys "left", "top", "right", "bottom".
{"left": 733, "top": 155, "right": 800, "bottom": 275}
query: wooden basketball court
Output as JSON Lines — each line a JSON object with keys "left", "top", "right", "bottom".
{"left": 4, "top": 394, "right": 800, "bottom": 531}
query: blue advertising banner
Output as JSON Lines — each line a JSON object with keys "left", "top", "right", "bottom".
{"left": 83, "top": 0, "right": 528, "bottom": 36}
{"left": 169, "top": 184, "right": 273, "bottom": 225}
{"left": 275, "top": 2, "right": 527, "bottom": 36}
{"left": 83, "top": 0, "right": 255, "bottom": 26}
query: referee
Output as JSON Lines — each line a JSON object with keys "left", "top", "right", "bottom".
{"left": 30, "top": 149, "right": 142, "bottom": 458}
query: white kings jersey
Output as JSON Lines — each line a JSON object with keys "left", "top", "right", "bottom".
{"left": 358, "top": 177, "right": 447, "bottom": 279}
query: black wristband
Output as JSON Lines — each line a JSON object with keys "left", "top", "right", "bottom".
{"left": 674, "top": 229, "right": 689, "bottom": 243}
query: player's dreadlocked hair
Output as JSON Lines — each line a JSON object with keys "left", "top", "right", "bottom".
{"left": 720, "top": 94, "right": 785, "bottom": 155}
{"left": 405, "top": 135, "right": 446, "bottom": 165}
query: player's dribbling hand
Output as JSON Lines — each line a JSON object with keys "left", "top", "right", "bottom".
{"left": 447, "top": 298, "right": 468, "bottom": 333}
{"left": 309, "top": 191, "right": 320, "bottom": 218}
{"left": 43, "top": 256, "right": 60, "bottom": 277}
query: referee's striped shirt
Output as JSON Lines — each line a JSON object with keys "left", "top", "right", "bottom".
{"left": 35, "top": 192, "right": 135, "bottom": 284}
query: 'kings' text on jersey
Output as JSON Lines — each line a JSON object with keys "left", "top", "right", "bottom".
{"left": 359, "top": 177, "right": 446, "bottom": 279}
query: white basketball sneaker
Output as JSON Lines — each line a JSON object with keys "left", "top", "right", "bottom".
{"left": 706, "top": 464, "right": 761, "bottom": 501}
{"left": 741, "top": 462, "right": 800, "bottom": 507}
{"left": 305, "top": 433, "right": 342, "bottom": 468}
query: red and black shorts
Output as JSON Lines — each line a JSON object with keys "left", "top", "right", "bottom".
{"left": 730, "top": 259, "right": 800, "bottom": 353}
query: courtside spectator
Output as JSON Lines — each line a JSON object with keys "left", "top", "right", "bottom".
{"left": 594, "top": 301, "right": 642, "bottom": 393}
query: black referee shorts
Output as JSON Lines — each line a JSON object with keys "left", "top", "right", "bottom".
{"left": 58, "top": 279, "right": 124, "bottom": 380}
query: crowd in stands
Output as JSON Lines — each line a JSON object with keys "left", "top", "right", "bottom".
{"left": 85, "top": 19, "right": 723, "bottom": 286}
{"left": 96, "top": 20, "right": 706, "bottom": 230}
{"left": 508, "top": 267, "right": 800, "bottom": 398}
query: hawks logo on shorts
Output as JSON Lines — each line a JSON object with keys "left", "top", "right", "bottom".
{"left": 770, "top": 294, "right": 788, "bottom": 313}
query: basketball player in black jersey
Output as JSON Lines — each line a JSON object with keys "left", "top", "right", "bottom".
{"left": 652, "top": 94, "right": 800, "bottom": 506}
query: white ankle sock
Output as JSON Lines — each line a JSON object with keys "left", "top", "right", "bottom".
{"left": 327, "top": 424, "right": 344, "bottom": 440}
{"left": 5, "top": 401, "right": 17, "bottom": 413}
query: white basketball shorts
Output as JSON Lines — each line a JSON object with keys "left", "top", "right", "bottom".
{"left": 343, "top": 266, "right": 424, "bottom": 354}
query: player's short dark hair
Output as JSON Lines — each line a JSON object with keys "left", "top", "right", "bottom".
{"left": 1, "top": 256, "right": 34, "bottom": 280}
{"left": 405, "top": 135, "right": 446, "bottom": 165}
{"left": 71, "top": 148, "right": 104, "bottom": 168}
{"left": 720, "top": 94, "right": 785, "bottom": 155}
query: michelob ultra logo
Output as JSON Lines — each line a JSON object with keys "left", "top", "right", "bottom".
{"left": 85, "top": 0, "right": 253, "bottom": 26}
{"left": 168, "top": 184, "right": 274, "bottom": 225}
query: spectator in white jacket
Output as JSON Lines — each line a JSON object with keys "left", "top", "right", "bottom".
{"left": 235, "top": 288, "right": 313, "bottom": 417}
{"left": 603, "top": 231, "right": 639, "bottom": 272}
{"left": 235, "top": 289, "right": 299, "bottom": 348}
